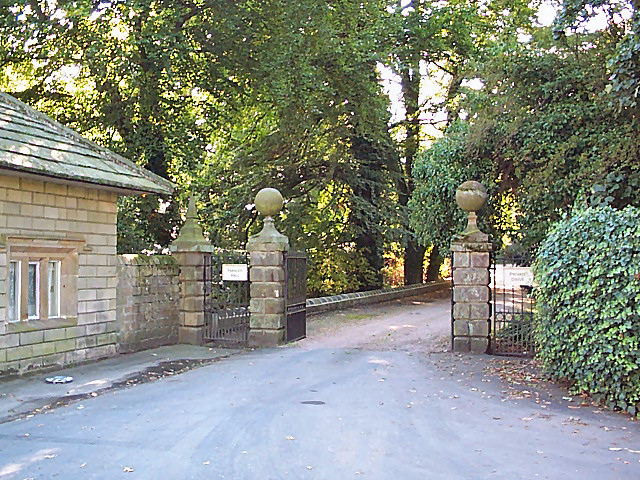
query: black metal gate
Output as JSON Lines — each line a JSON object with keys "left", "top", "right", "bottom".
{"left": 490, "top": 253, "right": 535, "bottom": 357}
{"left": 284, "top": 251, "right": 307, "bottom": 342}
{"left": 203, "top": 250, "right": 250, "bottom": 344}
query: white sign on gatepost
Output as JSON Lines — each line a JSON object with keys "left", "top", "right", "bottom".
{"left": 222, "top": 264, "right": 248, "bottom": 281}
{"left": 504, "top": 267, "right": 534, "bottom": 287}
{"left": 493, "top": 265, "right": 535, "bottom": 288}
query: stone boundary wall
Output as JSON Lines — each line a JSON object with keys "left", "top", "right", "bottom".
{"left": 116, "top": 255, "right": 180, "bottom": 354}
{"left": 306, "top": 280, "right": 450, "bottom": 315}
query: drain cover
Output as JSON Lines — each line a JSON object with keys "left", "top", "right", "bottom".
{"left": 45, "top": 376, "right": 74, "bottom": 384}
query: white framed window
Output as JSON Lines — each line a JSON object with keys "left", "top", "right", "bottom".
{"left": 48, "top": 260, "right": 60, "bottom": 318}
{"left": 8, "top": 260, "right": 20, "bottom": 323}
{"left": 5, "top": 236, "right": 81, "bottom": 324}
{"left": 27, "top": 261, "right": 40, "bottom": 320}
{"left": 6, "top": 255, "right": 70, "bottom": 322}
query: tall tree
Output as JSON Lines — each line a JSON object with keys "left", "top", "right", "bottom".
{"left": 0, "top": 0, "right": 398, "bottom": 294}
{"left": 410, "top": 18, "right": 640, "bottom": 252}
{"left": 385, "top": 0, "right": 534, "bottom": 283}
{"left": 556, "top": 0, "right": 640, "bottom": 116}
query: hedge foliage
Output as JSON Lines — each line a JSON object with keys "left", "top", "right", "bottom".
{"left": 533, "top": 206, "right": 640, "bottom": 416}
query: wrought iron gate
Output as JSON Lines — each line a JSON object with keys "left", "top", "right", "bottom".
{"left": 203, "top": 250, "right": 250, "bottom": 344}
{"left": 491, "top": 253, "right": 535, "bottom": 357}
{"left": 284, "top": 251, "right": 307, "bottom": 342}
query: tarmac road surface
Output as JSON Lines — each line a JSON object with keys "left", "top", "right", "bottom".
{"left": 0, "top": 295, "right": 639, "bottom": 479}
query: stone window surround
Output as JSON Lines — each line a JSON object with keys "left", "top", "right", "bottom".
{"left": 2, "top": 234, "right": 85, "bottom": 334}
{"left": 10, "top": 257, "right": 62, "bottom": 322}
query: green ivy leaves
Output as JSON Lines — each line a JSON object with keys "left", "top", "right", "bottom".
{"left": 534, "top": 206, "right": 640, "bottom": 417}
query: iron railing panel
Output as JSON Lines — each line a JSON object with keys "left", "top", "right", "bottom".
{"left": 490, "top": 253, "right": 536, "bottom": 357}
{"left": 203, "top": 250, "right": 250, "bottom": 345}
{"left": 285, "top": 251, "right": 307, "bottom": 342}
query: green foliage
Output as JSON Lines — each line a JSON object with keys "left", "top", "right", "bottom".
{"left": 0, "top": 0, "right": 400, "bottom": 291}
{"left": 307, "top": 248, "right": 379, "bottom": 298}
{"left": 589, "top": 156, "right": 640, "bottom": 209}
{"left": 555, "top": 0, "right": 640, "bottom": 116}
{"left": 386, "top": 0, "right": 534, "bottom": 281}
{"left": 494, "top": 34, "right": 640, "bottom": 246}
{"left": 14, "top": 0, "right": 638, "bottom": 296}
{"left": 283, "top": 182, "right": 384, "bottom": 296}
{"left": 117, "top": 195, "right": 179, "bottom": 254}
{"left": 411, "top": 24, "right": 640, "bottom": 251}
{"left": 533, "top": 206, "right": 640, "bottom": 416}
{"left": 409, "top": 123, "right": 486, "bottom": 253}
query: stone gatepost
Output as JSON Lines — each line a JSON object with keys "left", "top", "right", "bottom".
{"left": 247, "top": 188, "right": 289, "bottom": 347}
{"left": 451, "top": 181, "right": 493, "bottom": 354}
{"left": 170, "top": 196, "right": 212, "bottom": 345}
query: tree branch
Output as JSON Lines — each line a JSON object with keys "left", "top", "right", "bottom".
{"left": 431, "top": 61, "right": 455, "bottom": 76}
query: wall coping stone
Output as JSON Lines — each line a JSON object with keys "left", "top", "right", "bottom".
{"left": 306, "top": 280, "right": 450, "bottom": 315}
{"left": 450, "top": 241, "right": 493, "bottom": 253}
{"left": 118, "top": 254, "right": 178, "bottom": 267}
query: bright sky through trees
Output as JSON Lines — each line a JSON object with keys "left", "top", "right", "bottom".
{"left": 2, "top": 0, "right": 638, "bottom": 293}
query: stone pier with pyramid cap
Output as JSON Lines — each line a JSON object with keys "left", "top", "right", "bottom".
{"left": 170, "top": 195, "right": 214, "bottom": 344}
{"left": 170, "top": 196, "right": 210, "bottom": 251}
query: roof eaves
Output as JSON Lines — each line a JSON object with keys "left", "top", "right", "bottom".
{"left": 0, "top": 93, "right": 175, "bottom": 196}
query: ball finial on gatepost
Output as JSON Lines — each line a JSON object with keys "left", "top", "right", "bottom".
{"left": 249, "top": 187, "right": 288, "bottom": 246}
{"left": 455, "top": 181, "right": 487, "bottom": 237}
{"left": 254, "top": 188, "right": 284, "bottom": 218}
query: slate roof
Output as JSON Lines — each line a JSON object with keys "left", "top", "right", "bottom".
{"left": 0, "top": 93, "right": 173, "bottom": 195}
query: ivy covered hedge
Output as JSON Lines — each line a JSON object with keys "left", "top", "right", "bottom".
{"left": 534, "top": 206, "right": 640, "bottom": 416}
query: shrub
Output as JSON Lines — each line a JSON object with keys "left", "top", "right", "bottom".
{"left": 533, "top": 206, "right": 640, "bottom": 416}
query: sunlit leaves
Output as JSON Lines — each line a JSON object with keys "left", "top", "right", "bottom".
{"left": 411, "top": 22, "right": 640, "bottom": 251}
{"left": 555, "top": 0, "right": 639, "bottom": 116}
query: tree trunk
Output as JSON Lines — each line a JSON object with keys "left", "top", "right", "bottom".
{"left": 425, "top": 247, "right": 443, "bottom": 282}
{"left": 399, "top": 64, "right": 424, "bottom": 285}
{"left": 404, "top": 241, "right": 426, "bottom": 285}
{"left": 355, "top": 234, "right": 384, "bottom": 290}
{"left": 348, "top": 114, "right": 388, "bottom": 290}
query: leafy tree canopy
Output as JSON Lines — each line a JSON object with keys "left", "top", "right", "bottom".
{"left": 410, "top": 20, "right": 640, "bottom": 252}
{"left": 555, "top": 0, "right": 640, "bottom": 115}
{"left": 0, "top": 0, "right": 401, "bottom": 294}
{"left": 383, "top": 0, "right": 536, "bottom": 281}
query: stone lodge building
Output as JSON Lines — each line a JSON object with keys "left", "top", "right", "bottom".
{"left": 0, "top": 93, "right": 173, "bottom": 375}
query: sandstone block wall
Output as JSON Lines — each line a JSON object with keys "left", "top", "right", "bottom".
{"left": 0, "top": 175, "right": 118, "bottom": 375}
{"left": 248, "top": 246, "right": 287, "bottom": 347}
{"left": 116, "top": 255, "right": 179, "bottom": 353}
{"left": 451, "top": 242, "right": 492, "bottom": 353}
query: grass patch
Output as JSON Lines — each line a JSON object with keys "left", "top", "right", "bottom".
{"left": 345, "top": 313, "right": 376, "bottom": 321}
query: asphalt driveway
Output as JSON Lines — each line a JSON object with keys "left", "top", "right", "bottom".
{"left": 0, "top": 295, "right": 638, "bottom": 479}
